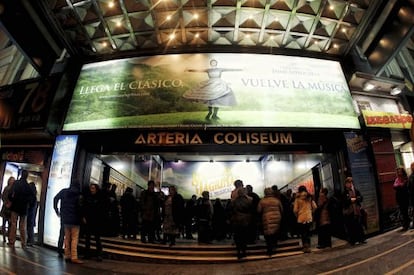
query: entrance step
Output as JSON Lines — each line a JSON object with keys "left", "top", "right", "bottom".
{"left": 78, "top": 237, "right": 303, "bottom": 263}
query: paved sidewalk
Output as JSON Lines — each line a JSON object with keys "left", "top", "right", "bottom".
{"left": 1, "top": 229, "right": 403, "bottom": 275}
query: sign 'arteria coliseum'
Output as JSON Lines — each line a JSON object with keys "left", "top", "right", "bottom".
{"left": 134, "top": 131, "right": 293, "bottom": 145}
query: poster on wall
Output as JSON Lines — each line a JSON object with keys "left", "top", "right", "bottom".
{"left": 344, "top": 132, "right": 380, "bottom": 234}
{"left": 288, "top": 170, "right": 315, "bottom": 195}
{"left": 0, "top": 76, "right": 61, "bottom": 130}
{"left": 163, "top": 161, "right": 264, "bottom": 199}
{"left": 43, "top": 135, "right": 78, "bottom": 247}
{"left": 63, "top": 53, "right": 360, "bottom": 130}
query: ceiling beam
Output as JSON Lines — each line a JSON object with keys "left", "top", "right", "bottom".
{"left": 0, "top": 0, "right": 61, "bottom": 76}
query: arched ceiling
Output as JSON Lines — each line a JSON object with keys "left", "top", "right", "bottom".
{"left": 42, "top": 0, "right": 379, "bottom": 59}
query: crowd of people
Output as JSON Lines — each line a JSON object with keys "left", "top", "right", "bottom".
{"left": 0, "top": 170, "right": 387, "bottom": 263}
{"left": 49, "top": 177, "right": 372, "bottom": 261}
{"left": 0, "top": 170, "right": 37, "bottom": 249}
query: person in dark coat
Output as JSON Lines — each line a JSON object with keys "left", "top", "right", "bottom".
{"left": 120, "top": 187, "right": 138, "bottom": 239}
{"left": 272, "top": 185, "right": 290, "bottom": 240}
{"left": 82, "top": 183, "right": 109, "bottom": 261}
{"left": 212, "top": 198, "right": 227, "bottom": 241}
{"left": 408, "top": 162, "right": 414, "bottom": 226}
{"left": 26, "top": 182, "right": 37, "bottom": 246}
{"left": 54, "top": 188, "right": 65, "bottom": 258}
{"left": 231, "top": 188, "right": 252, "bottom": 259}
{"left": 8, "top": 170, "right": 33, "bottom": 248}
{"left": 246, "top": 185, "right": 260, "bottom": 244}
{"left": 196, "top": 191, "right": 213, "bottom": 244}
{"left": 162, "top": 185, "right": 185, "bottom": 246}
{"left": 284, "top": 188, "right": 298, "bottom": 238}
{"left": 140, "top": 180, "right": 161, "bottom": 244}
{"left": 393, "top": 167, "right": 410, "bottom": 231}
{"left": 104, "top": 183, "right": 120, "bottom": 237}
{"left": 342, "top": 177, "right": 366, "bottom": 245}
{"left": 328, "top": 189, "right": 346, "bottom": 239}
{"left": 184, "top": 194, "right": 197, "bottom": 239}
{"left": 315, "top": 187, "right": 332, "bottom": 249}
{"left": 0, "top": 176, "right": 15, "bottom": 243}
{"left": 54, "top": 182, "right": 83, "bottom": 264}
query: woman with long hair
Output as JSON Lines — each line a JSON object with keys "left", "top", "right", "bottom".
{"left": 293, "top": 185, "right": 317, "bottom": 253}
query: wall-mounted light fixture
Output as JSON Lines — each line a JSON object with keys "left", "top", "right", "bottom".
{"left": 363, "top": 82, "right": 375, "bottom": 91}
{"left": 390, "top": 86, "right": 402, "bottom": 95}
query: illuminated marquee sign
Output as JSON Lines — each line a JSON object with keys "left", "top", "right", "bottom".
{"left": 0, "top": 76, "right": 61, "bottom": 130}
{"left": 362, "top": 110, "right": 412, "bottom": 129}
{"left": 63, "top": 53, "right": 360, "bottom": 131}
{"left": 135, "top": 131, "right": 293, "bottom": 145}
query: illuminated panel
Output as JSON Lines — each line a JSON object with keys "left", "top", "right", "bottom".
{"left": 163, "top": 161, "right": 264, "bottom": 199}
{"left": 43, "top": 135, "right": 78, "bottom": 247}
{"left": 63, "top": 53, "right": 359, "bottom": 130}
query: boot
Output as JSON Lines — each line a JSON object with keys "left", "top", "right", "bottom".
{"left": 303, "top": 243, "right": 311, "bottom": 253}
{"left": 205, "top": 107, "right": 213, "bottom": 120}
{"left": 211, "top": 107, "right": 219, "bottom": 120}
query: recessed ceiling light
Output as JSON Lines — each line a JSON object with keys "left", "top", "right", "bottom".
{"left": 390, "top": 86, "right": 402, "bottom": 95}
{"left": 363, "top": 82, "right": 375, "bottom": 91}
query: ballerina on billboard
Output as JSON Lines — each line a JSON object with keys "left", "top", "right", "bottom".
{"left": 183, "top": 59, "right": 242, "bottom": 120}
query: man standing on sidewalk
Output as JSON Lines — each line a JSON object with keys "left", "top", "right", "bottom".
{"left": 54, "top": 181, "right": 83, "bottom": 264}
{"left": 8, "top": 170, "right": 32, "bottom": 248}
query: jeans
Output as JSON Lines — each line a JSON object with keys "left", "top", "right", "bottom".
{"left": 64, "top": 225, "right": 80, "bottom": 260}
{"left": 9, "top": 211, "right": 27, "bottom": 246}
{"left": 26, "top": 203, "right": 37, "bottom": 244}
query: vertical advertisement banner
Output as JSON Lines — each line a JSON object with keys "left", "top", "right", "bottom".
{"left": 344, "top": 132, "right": 380, "bottom": 233}
{"left": 43, "top": 135, "right": 78, "bottom": 246}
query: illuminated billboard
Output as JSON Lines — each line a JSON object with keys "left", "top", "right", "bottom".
{"left": 63, "top": 53, "right": 359, "bottom": 130}
{"left": 43, "top": 135, "right": 78, "bottom": 247}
